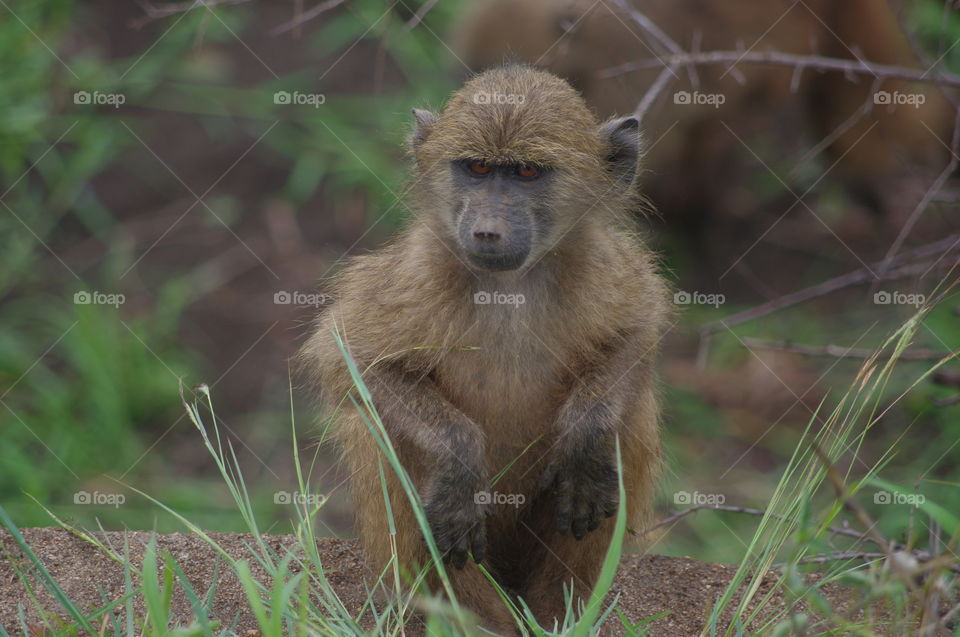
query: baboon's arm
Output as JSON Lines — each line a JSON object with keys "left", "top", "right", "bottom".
{"left": 362, "top": 365, "right": 486, "bottom": 469}
{"left": 559, "top": 332, "right": 653, "bottom": 442}
{"left": 363, "top": 365, "right": 489, "bottom": 568}
{"left": 541, "top": 332, "right": 653, "bottom": 538}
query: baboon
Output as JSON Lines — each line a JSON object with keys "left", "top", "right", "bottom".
{"left": 454, "top": 0, "right": 954, "bottom": 227}
{"left": 300, "top": 65, "right": 669, "bottom": 632}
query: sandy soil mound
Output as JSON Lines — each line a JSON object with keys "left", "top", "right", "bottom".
{"left": 1, "top": 527, "right": 849, "bottom": 635}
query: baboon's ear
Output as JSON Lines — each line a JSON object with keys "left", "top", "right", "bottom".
{"left": 600, "top": 116, "right": 642, "bottom": 186}
{"left": 410, "top": 108, "right": 439, "bottom": 150}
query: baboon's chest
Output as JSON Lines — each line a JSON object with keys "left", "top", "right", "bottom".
{"left": 435, "top": 344, "right": 566, "bottom": 486}
{"left": 434, "top": 329, "right": 569, "bottom": 434}
{"left": 428, "top": 283, "right": 583, "bottom": 468}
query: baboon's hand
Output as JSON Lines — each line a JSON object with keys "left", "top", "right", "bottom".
{"left": 540, "top": 445, "right": 619, "bottom": 540}
{"left": 423, "top": 466, "right": 489, "bottom": 569}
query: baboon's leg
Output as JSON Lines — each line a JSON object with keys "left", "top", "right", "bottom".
{"left": 444, "top": 561, "right": 518, "bottom": 635}
{"left": 514, "top": 509, "right": 615, "bottom": 630}
{"left": 517, "top": 422, "right": 660, "bottom": 631}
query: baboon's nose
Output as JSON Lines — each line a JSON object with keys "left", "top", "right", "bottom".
{"left": 473, "top": 229, "right": 501, "bottom": 242}
{"left": 471, "top": 216, "right": 508, "bottom": 244}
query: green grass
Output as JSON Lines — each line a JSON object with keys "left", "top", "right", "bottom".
{"left": 5, "top": 305, "right": 959, "bottom": 635}
{"left": 703, "top": 307, "right": 960, "bottom": 636}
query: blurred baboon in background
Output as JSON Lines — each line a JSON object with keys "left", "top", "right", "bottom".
{"left": 454, "top": 0, "right": 955, "bottom": 240}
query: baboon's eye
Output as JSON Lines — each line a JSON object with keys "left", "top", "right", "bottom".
{"left": 467, "top": 160, "right": 492, "bottom": 176}
{"left": 516, "top": 164, "right": 541, "bottom": 179}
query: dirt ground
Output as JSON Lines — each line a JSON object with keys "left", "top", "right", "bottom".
{"left": 0, "top": 527, "right": 873, "bottom": 636}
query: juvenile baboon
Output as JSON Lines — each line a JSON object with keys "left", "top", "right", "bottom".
{"left": 300, "top": 66, "right": 669, "bottom": 632}
{"left": 454, "top": 0, "right": 954, "bottom": 226}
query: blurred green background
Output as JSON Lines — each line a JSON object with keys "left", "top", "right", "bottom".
{"left": 1, "top": 0, "right": 958, "bottom": 565}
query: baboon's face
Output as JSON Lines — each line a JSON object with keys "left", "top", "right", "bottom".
{"left": 410, "top": 66, "right": 643, "bottom": 274}
{"left": 449, "top": 159, "right": 550, "bottom": 271}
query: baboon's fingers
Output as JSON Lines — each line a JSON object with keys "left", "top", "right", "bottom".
{"left": 571, "top": 517, "right": 588, "bottom": 540}
{"left": 586, "top": 502, "right": 603, "bottom": 532}
{"left": 571, "top": 497, "right": 592, "bottom": 540}
{"left": 450, "top": 532, "right": 470, "bottom": 569}
{"left": 470, "top": 522, "right": 487, "bottom": 564}
{"left": 428, "top": 513, "right": 452, "bottom": 556}
{"left": 432, "top": 530, "right": 451, "bottom": 556}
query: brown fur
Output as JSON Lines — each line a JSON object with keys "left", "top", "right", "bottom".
{"left": 300, "top": 66, "right": 669, "bottom": 633}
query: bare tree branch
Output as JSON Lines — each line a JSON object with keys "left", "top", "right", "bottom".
{"left": 740, "top": 338, "right": 954, "bottom": 361}
{"left": 632, "top": 503, "right": 872, "bottom": 544}
{"left": 599, "top": 49, "right": 960, "bottom": 90}
{"left": 773, "top": 551, "right": 888, "bottom": 568}
{"left": 699, "top": 235, "right": 960, "bottom": 340}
